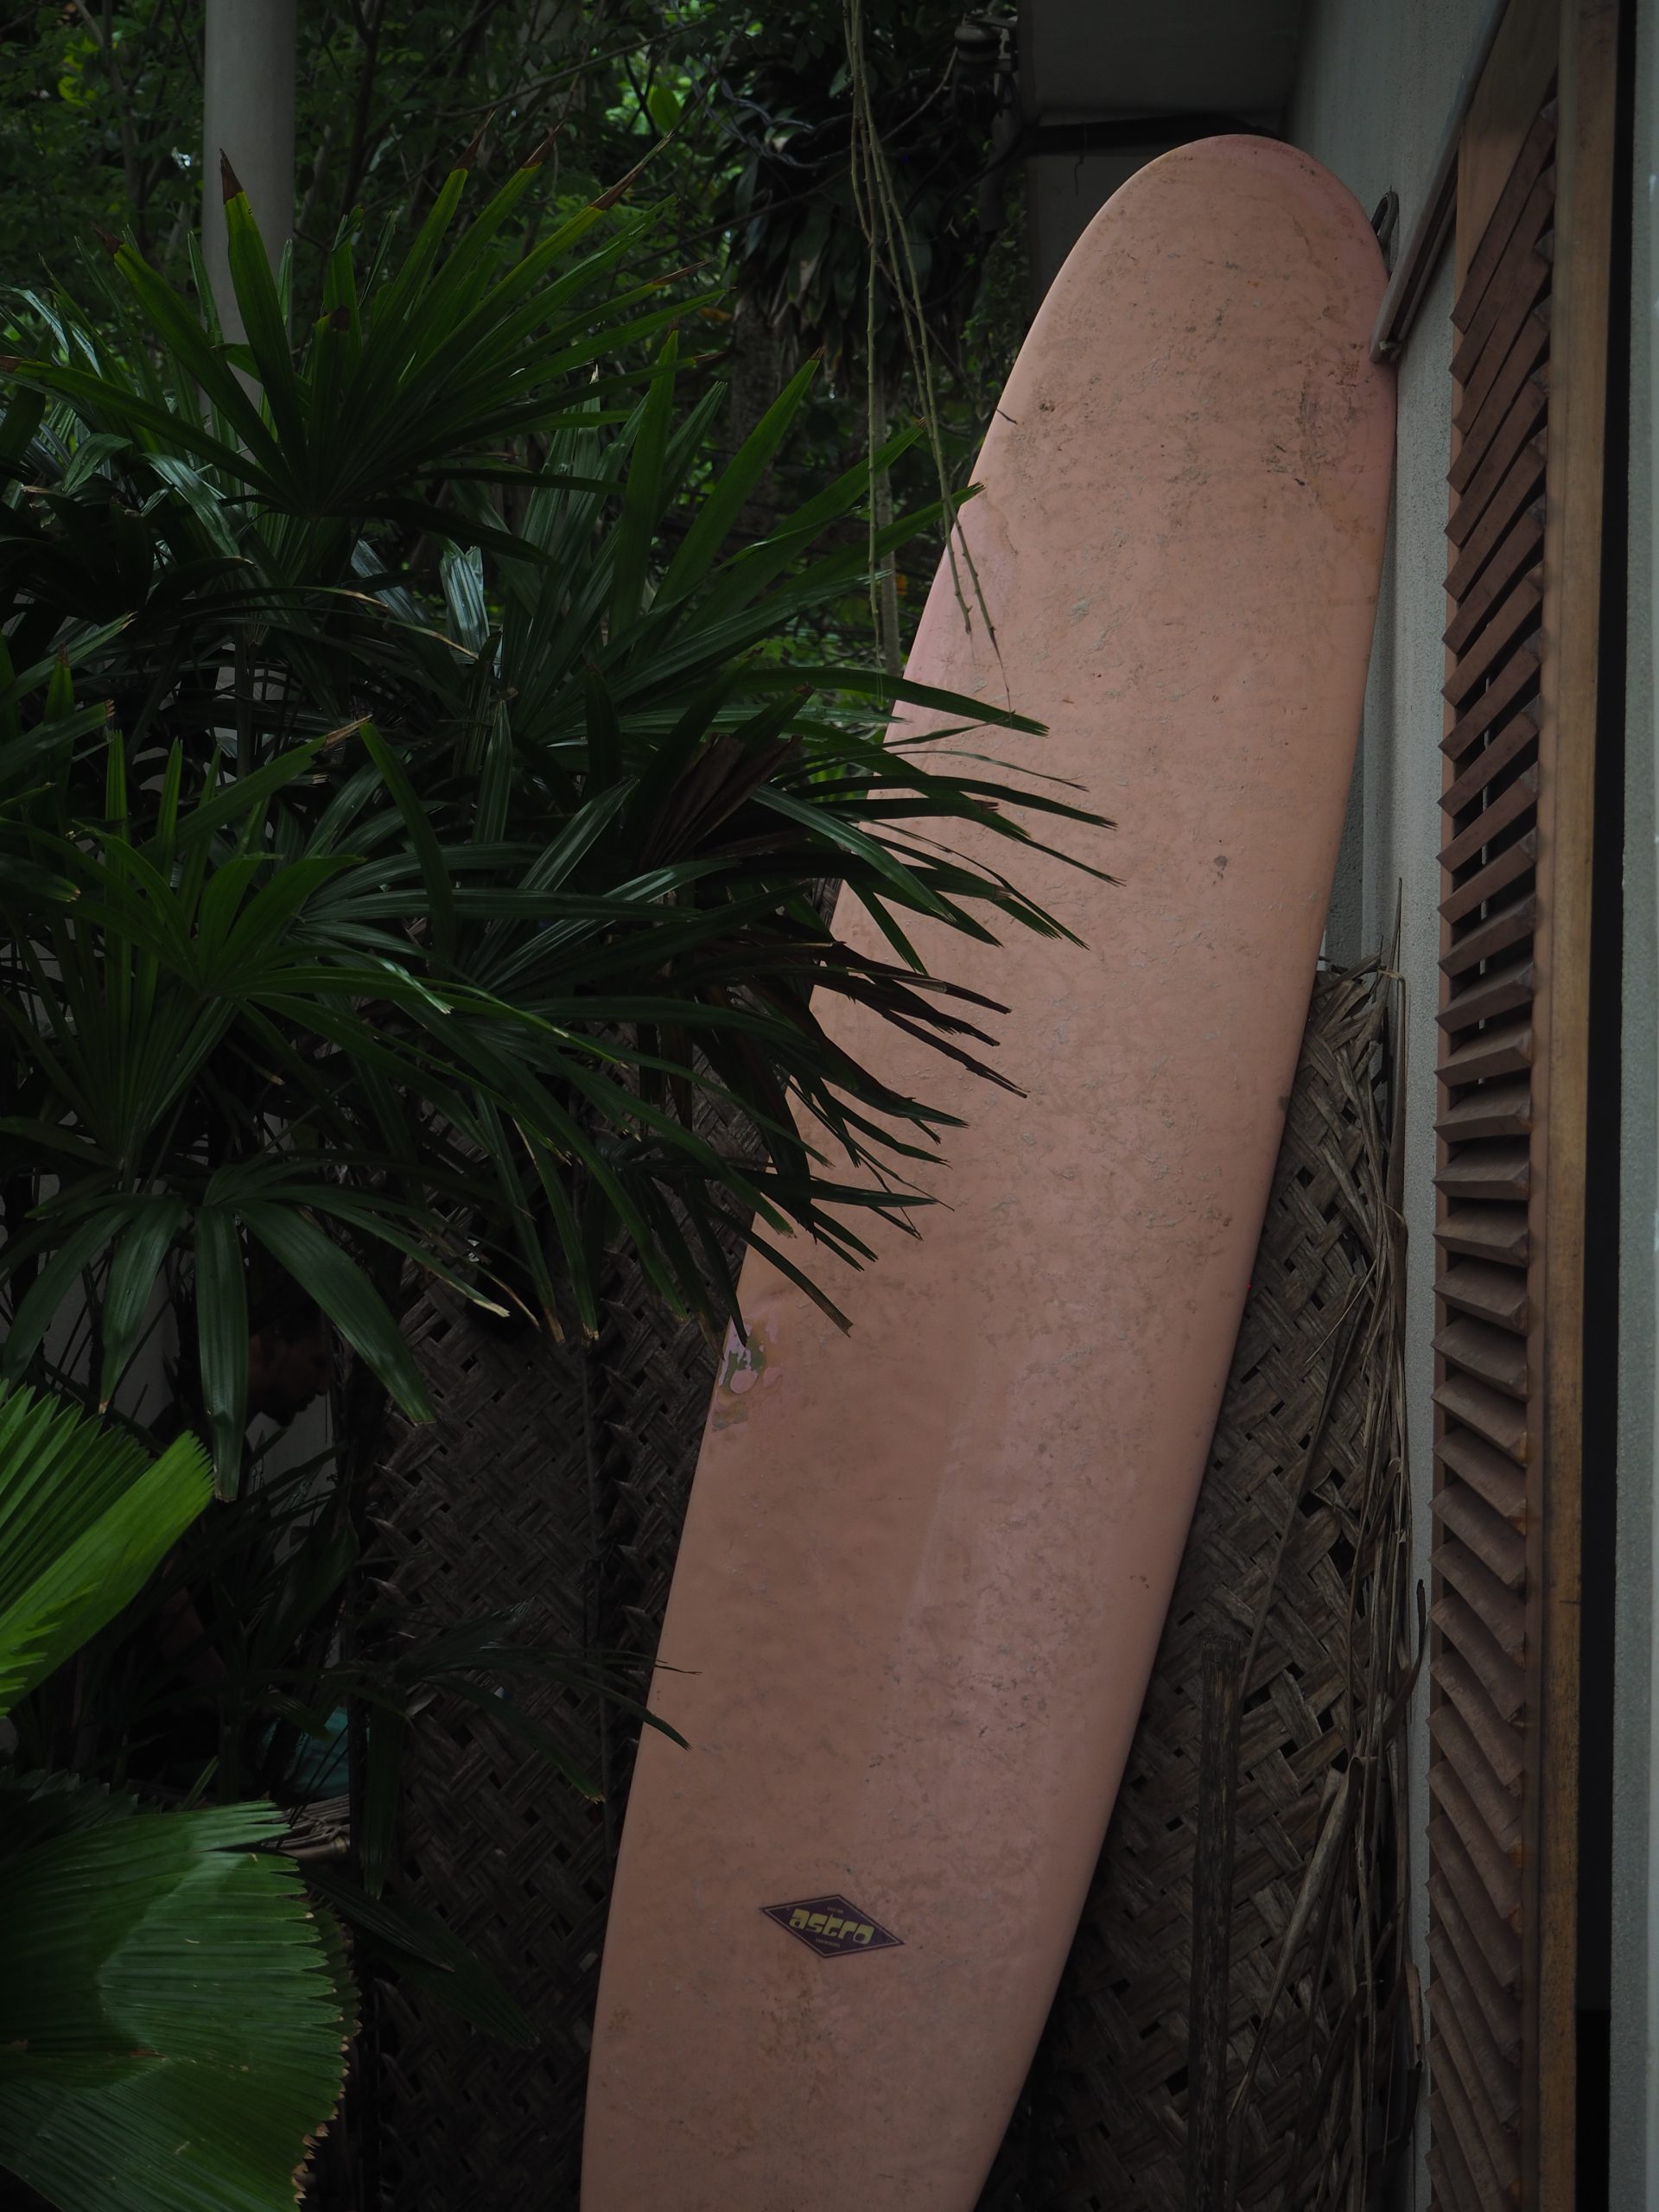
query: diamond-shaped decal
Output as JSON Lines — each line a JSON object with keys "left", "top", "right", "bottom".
{"left": 760, "top": 1892, "right": 902, "bottom": 1960}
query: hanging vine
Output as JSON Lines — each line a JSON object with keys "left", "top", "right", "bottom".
{"left": 841, "top": 0, "right": 1003, "bottom": 672}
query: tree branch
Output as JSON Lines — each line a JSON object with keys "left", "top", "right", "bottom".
{"left": 336, "top": 0, "right": 391, "bottom": 224}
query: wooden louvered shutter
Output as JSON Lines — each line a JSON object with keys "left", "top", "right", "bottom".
{"left": 1430, "top": 88, "right": 1553, "bottom": 2205}
{"left": 1428, "top": 3, "right": 1618, "bottom": 2208}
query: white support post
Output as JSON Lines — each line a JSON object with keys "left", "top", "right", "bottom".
{"left": 201, "top": 0, "right": 297, "bottom": 339}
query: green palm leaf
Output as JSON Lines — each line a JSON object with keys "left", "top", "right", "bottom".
{"left": 0, "top": 1404, "right": 354, "bottom": 2209}
{"left": 2, "top": 147, "right": 1110, "bottom": 1416}
{"left": 0, "top": 1781, "right": 352, "bottom": 2212}
{"left": 0, "top": 1389, "right": 212, "bottom": 1712}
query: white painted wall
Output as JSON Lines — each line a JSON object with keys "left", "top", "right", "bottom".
{"left": 1286, "top": 3, "right": 1487, "bottom": 2205}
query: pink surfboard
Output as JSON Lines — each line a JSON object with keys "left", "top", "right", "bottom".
{"left": 582, "top": 138, "right": 1394, "bottom": 2210}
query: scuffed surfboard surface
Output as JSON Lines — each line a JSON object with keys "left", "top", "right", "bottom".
{"left": 582, "top": 137, "right": 1394, "bottom": 2211}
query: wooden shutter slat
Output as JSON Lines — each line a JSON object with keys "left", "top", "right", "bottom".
{"left": 1433, "top": 2065, "right": 1516, "bottom": 2212}
{"left": 1429, "top": 1934, "right": 1523, "bottom": 2143}
{"left": 1439, "top": 1014, "right": 1534, "bottom": 1087}
{"left": 1451, "top": 352, "right": 1549, "bottom": 495}
{"left": 1446, "top": 435, "right": 1548, "bottom": 601}
{"left": 1442, "top": 649, "right": 1539, "bottom": 759}
{"left": 1433, "top": 1141, "right": 1531, "bottom": 1202}
{"left": 1433, "top": 1374, "right": 1529, "bottom": 1463}
{"left": 1463, "top": 289, "right": 1552, "bottom": 426}
{"left": 1442, "top": 1309, "right": 1530, "bottom": 1380}
{"left": 1441, "top": 898, "right": 1539, "bottom": 984}
{"left": 1432, "top": 1589, "right": 1529, "bottom": 1721}
{"left": 1428, "top": 1944, "right": 1522, "bottom": 2128}
{"left": 1433, "top": 1885, "right": 1530, "bottom": 2070}
{"left": 1438, "top": 1255, "right": 1531, "bottom": 1331}
{"left": 1438, "top": 2069, "right": 1522, "bottom": 2212}
{"left": 1459, "top": 336, "right": 1557, "bottom": 498}
{"left": 1448, "top": 405, "right": 1549, "bottom": 553}
{"left": 1440, "top": 830, "right": 1537, "bottom": 925}
{"left": 1434, "top": 1316, "right": 1529, "bottom": 1401}
{"left": 1451, "top": 221, "right": 1551, "bottom": 388}
{"left": 1433, "top": 1643, "right": 1525, "bottom": 1789}
{"left": 1436, "top": 1537, "right": 1529, "bottom": 1660}
{"left": 1453, "top": 100, "right": 1558, "bottom": 330}
{"left": 1432, "top": 1757, "right": 1524, "bottom": 1932}
{"left": 1433, "top": 1591, "right": 1528, "bottom": 1727}
{"left": 1426, "top": 1964, "right": 1522, "bottom": 2197}
{"left": 1435, "top": 1484, "right": 1529, "bottom": 1590}
{"left": 1433, "top": 1815, "right": 1526, "bottom": 1986}
{"left": 1441, "top": 706, "right": 1540, "bottom": 816}
{"left": 1451, "top": 202, "right": 1557, "bottom": 407}
{"left": 1452, "top": 245, "right": 1551, "bottom": 406}
{"left": 1440, "top": 767, "right": 1540, "bottom": 869}
{"left": 1450, "top": 330, "right": 1549, "bottom": 494}
{"left": 1433, "top": 2012, "right": 1524, "bottom": 2204}
{"left": 1432, "top": 1700, "right": 1524, "bottom": 1859}
{"left": 1429, "top": 1798, "right": 1523, "bottom": 1961}
{"left": 1443, "top": 580, "right": 1542, "bottom": 708}
{"left": 1439, "top": 953, "right": 1538, "bottom": 1038}
{"left": 1429, "top": 2133, "right": 1491, "bottom": 2212}
{"left": 1445, "top": 506, "right": 1545, "bottom": 652}
{"left": 1446, "top": 889, "right": 1541, "bottom": 976}
{"left": 1459, "top": 295, "right": 1551, "bottom": 433}
{"left": 1436, "top": 1204, "right": 1529, "bottom": 1267}
{"left": 1436, "top": 1076, "right": 1532, "bottom": 1141}
{"left": 1438, "top": 1425, "right": 1528, "bottom": 1529}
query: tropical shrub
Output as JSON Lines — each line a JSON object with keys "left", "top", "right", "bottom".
{"left": 0, "top": 1386, "right": 352, "bottom": 2212}
{"left": 0, "top": 134, "right": 1096, "bottom": 2184}
{"left": 1, "top": 143, "right": 1091, "bottom": 1449}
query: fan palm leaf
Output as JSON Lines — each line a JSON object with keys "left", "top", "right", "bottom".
{"left": 0, "top": 1783, "right": 352, "bottom": 2212}
{"left": 0, "top": 1394, "right": 353, "bottom": 2212}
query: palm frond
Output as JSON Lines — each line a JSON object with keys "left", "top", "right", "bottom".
{"left": 0, "top": 1389, "right": 212, "bottom": 1712}
{"left": 0, "top": 1779, "right": 351, "bottom": 2212}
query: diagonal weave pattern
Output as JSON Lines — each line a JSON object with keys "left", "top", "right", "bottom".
{"left": 367, "top": 960, "right": 1413, "bottom": 2212}
{"left": 367, "top": 1277, "right": 723, "bottom": 2209}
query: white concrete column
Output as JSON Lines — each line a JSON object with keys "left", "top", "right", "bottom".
{"left": 201, "top": 0, "right": 296, "bottom": 338}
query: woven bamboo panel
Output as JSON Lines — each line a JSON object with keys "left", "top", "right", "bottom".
{"left": 366, "top": 1276, "right": 722, "bottom": 2209}
{"left": 366, "top": 958, "right": 1412, "bottom": 2211}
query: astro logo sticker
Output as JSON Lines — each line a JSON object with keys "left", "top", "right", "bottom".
{"left": 760, "top": 1893, "right": 902, "bottom": 1960}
